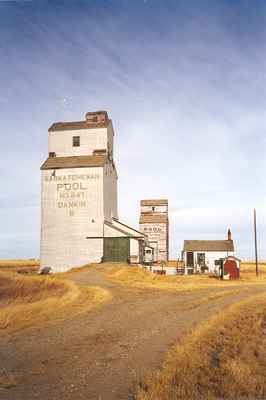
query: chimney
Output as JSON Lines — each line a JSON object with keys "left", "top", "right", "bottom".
{"left": 227, "top": 228, "right": 232, "bottom": 241}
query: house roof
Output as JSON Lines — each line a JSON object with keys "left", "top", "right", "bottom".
{"left": 40, "top": 155, "right": 108, "bottom": 170}
{"left": 183, "top": 240, "right": 234, "bottom": 252}
{"left": 224, "top": 255, "right": 241, "bottom": 262}
{"left": 140, "top": 199, "right": 168, "bottom": 206}
{"left": 48, "top": 110, "right": 113, "bottom": 132}
{"left": 48, "top": 120, "right": 111, "bottom": 132}
{"left": 139, "top": 214, "right": 168, "bottom": 224}
{"left": 104, "top": 220, "right": 133, "bottom": 237}
{"left": 112, "top": 219, "right": 145, "bottom": 237}
{"left": 104, "top": 220, "right": 145, "bottom": 239}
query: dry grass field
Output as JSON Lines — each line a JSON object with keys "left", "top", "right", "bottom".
{"left": 0, "top": 259, "right": 40, "bottom": 267}
{"left": 1, "top": 260, "right": 264, "bottom": 335}
{"left": 0, "top": 269, "right": 111, "bottom": 334}
{"left": 241, "top": 260, "right": 266, "bottom": 273}
{"left": 106, "top": 261, "right": 266, "bottom": 292}
{"left": 135, "top": 291, "right": 266, "bottom": 400}
{"left": 0, "top": 259, "right": 40, "bottom": 274}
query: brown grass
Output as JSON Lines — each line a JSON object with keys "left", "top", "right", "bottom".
{"left": 106, "top": 262, "right": 266, "bottom": 292}
{"left": 0, "top": 271, "right": 111, "bottom": 334}
{"left": 135, "top": 292, "right": 266, "bottom": 400}
{"left": 0, "top": 259, "right": 40, "bottom": 275}
{"left": 241, "top": 261, "right": 266, "bottom": 273}
{"left": 0, "top": 259, "right": 40, "bottom": 268}
{"left": 0, "top": 368, "right": 17, "bottom": 390}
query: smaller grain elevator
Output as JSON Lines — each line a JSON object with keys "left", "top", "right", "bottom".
{"left": 139, "top": 199, "right": 169, "bottom": 262}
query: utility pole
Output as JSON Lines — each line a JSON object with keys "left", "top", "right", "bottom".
{"left": 254, "top": 208, "right": 259, "bottom": 277}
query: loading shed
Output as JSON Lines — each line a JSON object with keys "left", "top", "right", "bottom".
{"left": 89, "top": 219, "right": 148, "bottom": 264}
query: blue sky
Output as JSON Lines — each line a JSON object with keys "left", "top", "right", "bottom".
{"left": 1, "top": 0, "right": 266, "bottom": 259}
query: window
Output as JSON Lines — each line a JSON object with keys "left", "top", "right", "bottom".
{"left": 152, "top": 206, "right": 155, "bottom": 211}
{"left": 197, "top": 253, "right": 205, "bottom": 266}
{"left": 49, "top": 152, "right": 56, "bottom": 158}
{"left": 73, "top": 136, "right": 80, "bottom": 147}
{"left": 146, "top": 249, "right": 152, "bottom": 254}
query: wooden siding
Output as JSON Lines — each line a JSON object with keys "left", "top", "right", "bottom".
{"left": 139, "top": 199, "right": 169, "bottom": 262}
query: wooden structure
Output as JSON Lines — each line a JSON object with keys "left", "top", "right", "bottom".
{"left": 139, "top": 199, "right": 169, "bottom": 262}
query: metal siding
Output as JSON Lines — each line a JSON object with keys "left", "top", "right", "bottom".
{"left": 40, "top": 167, "right": 105, "bottom": 272}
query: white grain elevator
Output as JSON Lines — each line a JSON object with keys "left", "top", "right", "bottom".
{"left": 40, "top": 111, "right": 118, "bottom": 272}
{"left": 40, "top": 111, "right": 147, "bottom": 272}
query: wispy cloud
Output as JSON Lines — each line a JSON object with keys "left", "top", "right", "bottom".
{"left": 1, "top": 0, "right": 265, "bottom": 259}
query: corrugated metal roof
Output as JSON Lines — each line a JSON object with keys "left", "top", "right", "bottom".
{"left": 140, "top": 199, "right": 168, "bottom": 206}
{"left": 40, "top": 155, "right": 107, "bottom": 170}
{"left": 139, "top": 214, "right": 168, "bottom": 224}
{"left": 183, "top": 240, "right": 234, "bottom": 252}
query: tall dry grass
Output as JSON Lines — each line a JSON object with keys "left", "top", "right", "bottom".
{"left": 241, "top": 261, "right": 266, "bottom": 273}
{"left": 0, "top": 273, "right": 68, "bottom": 303}
{"left": 107, "top": 262, "right": 266, "bottom": 292}
{"left": 0, "top": 259, "right": 40, "bottom": 268}
{"left": 0, "top": 272, "right": 111, "bottom": 334}
{"left": 136, "top": 292, "right": 266, "bottom": 400}
{"left": 0, "top": 259, "right": 40, "bottom": 275}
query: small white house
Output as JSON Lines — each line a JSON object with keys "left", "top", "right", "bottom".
{"left": 182, "top": 229, "right": 235, "bottom": 274}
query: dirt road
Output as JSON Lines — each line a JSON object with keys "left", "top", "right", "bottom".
{"left": 1, "top": 265, "right": 265, "bottom": 400}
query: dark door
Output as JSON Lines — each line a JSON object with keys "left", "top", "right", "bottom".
{"left": 187, "top": 252, "right": 194, "bottom": 267}
{"left": 103, "top": 237, "right": 130, "bottom": 262}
